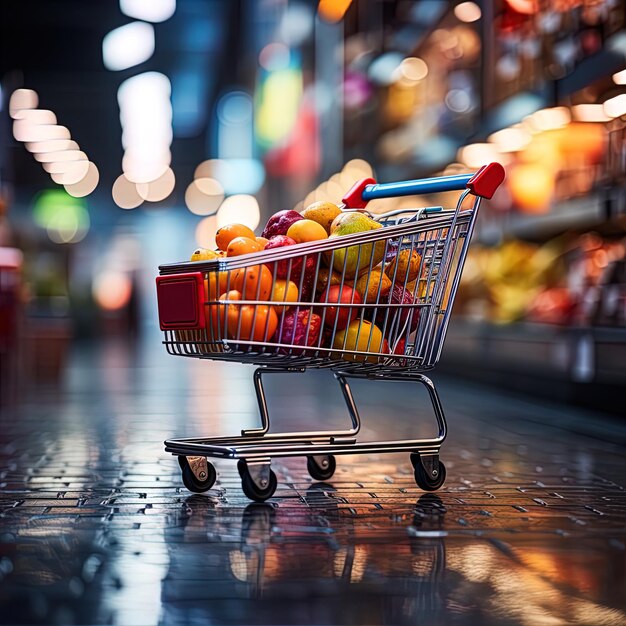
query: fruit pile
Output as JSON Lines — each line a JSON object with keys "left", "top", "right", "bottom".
{"left": 189, "top": 201, "right": 426, "bottom": 361}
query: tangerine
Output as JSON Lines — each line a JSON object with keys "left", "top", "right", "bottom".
{"left": 216, "top": 223, "right": 256, "bottom": 251}
{"left": 227, "top": 236, "right": 263, "bottom": 257}
{"left": 229, "top": 304, "right": 278, "bottom": 342}
{"left": 232, "top": 264, "right": 273, "bottom": 300}
{"left": 270, "top": 279, "right": 299, "bottom": 312}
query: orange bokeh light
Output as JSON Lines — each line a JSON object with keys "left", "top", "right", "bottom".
{"left": 318, "top": 0, "right": 353, "bottom": 23}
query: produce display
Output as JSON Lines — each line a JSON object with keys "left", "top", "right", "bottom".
{"left": 189, "top": 202, "right": 430, "bottom": 361}
{"left": 457, "top": 234, "right": 626, "bottom": 327}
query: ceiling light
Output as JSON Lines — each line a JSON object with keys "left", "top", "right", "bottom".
{"left": 571, "top": 104, "right": 611, "bottom": 122}
{"left": 603, "top": 94, "right": 626, "bottom": 118}
{"left": 102, "top": 22, "right": 155, "bottom": 71}
{"left": 612, "top": 69, "right": 626, "bottom": 85}
{"left": 9, "top": 89, "right": 38, "bottom": 118}
{"left": 120, "top": 0, "right": 176, "bottom": 23}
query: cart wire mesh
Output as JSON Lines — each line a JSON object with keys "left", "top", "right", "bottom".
{"left": 158, "top": 193, "right": 479, "bottom": 374}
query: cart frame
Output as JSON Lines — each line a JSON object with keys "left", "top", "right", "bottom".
{"left": 157, "top": 163, "right": 505, "bottom": 500}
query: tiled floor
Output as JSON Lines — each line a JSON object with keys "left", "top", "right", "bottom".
{"left": 1, "top": 338, "right": 626, "bottom": 625}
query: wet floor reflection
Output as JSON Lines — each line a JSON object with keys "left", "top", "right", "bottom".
{"left": 156, "top": 487, "right": 626, "bottom": 626}
{"left": 2, "top": 343, "right": 626, "bottom": 625}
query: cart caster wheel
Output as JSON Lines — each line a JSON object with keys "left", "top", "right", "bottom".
{"left": 237, "top": 459, "right": 246, "bottom": 478}
{"left": 240, "top": 465, "right": 277, "bottom": 502}
{"left": 180, "top": 459, "right": 216, "bottom": 493}
{"left": 307, "top": 455, "right": 336, "bottom": 481}
{"left": 413, "top": 457, "right": 446, "bottom": 491}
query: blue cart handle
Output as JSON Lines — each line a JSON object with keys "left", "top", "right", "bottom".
{"left": 342, "top": 162, "right": 505, "bottom": 209}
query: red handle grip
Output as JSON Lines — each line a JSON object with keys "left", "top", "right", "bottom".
{"left": 466, "top": 162, "right": 506, "bottom": 199}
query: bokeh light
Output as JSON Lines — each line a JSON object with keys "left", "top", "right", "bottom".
{"left": 454, "top": 2, "right": 481, "bottom": 22}
{"left": 195, "top": 215, "right": 218, "bottom": 249}
{"left": 259, "top": 43, "right": 291, "bottom": 72}
{"left": 112, "top": 174, "right": 144, "bottom": 209}
{"left": 572, "top": 104, "right": 611, "bottom": 122}
{"left": 33, "top": 189, "right": 90, "bottom": 244}
{"left": 26, "top": 139, "right": 79, "bottom": 154}
{"left": 9, "top": 89, "right": 38, "bottom": 118}
{"left": 488, "top": 127, "right": 531, "bottom": 153}
{"left": 458, "top": 143, "right": 501, "bottom": 168}
{"left": 12, "top": 109, "right": 57, "bottom": 124}
{"left": 118, "top": 72, "right": 172, "bottom": 184}
{"left": 524, "top": 107, "right": 571, "bottom": 132}
{"left": 318, "top": 0, "right": 353, "bottom": 23}
{"left": 47, "top": 161, "right": 91, "bottom": 186}
{"left": 35, "top": 149, "right": 87, "bottom": 164}
{"left": 13, "top": 122, "right": 70, "bottom": 142}
{"left": 136, "top": 167, "right": 175, "bottom": 202}
{"left": 216, "top": 194, "right": 260, "bottom": 229}
{"left": 120, "top": 0, "right": 176, "bottom": 23}
{"left": 395, "top": 57, "right": 428, "bottom": 82}
{"left": 603, "top": 94, "right": 626, "bottom": 119}
{"left": 185, "top": 178, "right": 224, "bottom": 215}
{"left": 93, "top": 270, "right": 133, "bottom": 310}
{"left": 194, "top": 158, "right": 265, "bottom": 196}
{"left": 102, "top": 22, "right": 155, "bottom": 71}
{"left": 64, "top": 162, "right": 100, "bottom": 198}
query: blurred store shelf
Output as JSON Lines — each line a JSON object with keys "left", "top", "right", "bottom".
{"left": 443, "top": 319, "right": 626, "bottom": 414}
{"left": 476, "top": 193, "right": 608, "bottom": 243}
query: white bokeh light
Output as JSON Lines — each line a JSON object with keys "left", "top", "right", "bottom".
{"left": 120, "top": 0, "right": 176, "bottom": 23}
{"left": 102, "top": 22, "right": 155, "bottom": 71}
{"left": 216, "top": 194, "right": 260, "bottom": 230}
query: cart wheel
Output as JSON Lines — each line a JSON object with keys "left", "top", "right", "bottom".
{"left": 237, "top": 459, "right": 246, "bottom": 478}
{"left": 180, "top": 459, "right": 216, "bottom": 493}
{"left": 307, "top": 455, "right": 336, "bottom": 481}
{"left": 240, "top": 465, "right": 277, "bottom": 502}
{"left": 413, "top": 458, "right": 446, "bottom": 492}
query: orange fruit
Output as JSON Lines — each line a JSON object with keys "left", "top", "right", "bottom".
{"left": 227, "top": 236, "right": 263, "bottom": 257}
{"left": 229, "top": 304, "right": 278, "bottom": 342}
{"left": 216, "top": 223, "right": 256, "bottom": 251}
{"left": 208, "top": 290, "right": 240, "bottom": 339}
{"left": 205, "top": 271, "right": 231, "bottom": 301}
{"left": 286, "top": 219, "right": 328, "bottom": 243}
{"left": 270, "top": 279, "right": 299, "bottom": 312}
{"left": 232, "top": 264, "right": 273, "bottom": 300}
{"left": 255, "top": 236, "right": 269, "bottom": 247}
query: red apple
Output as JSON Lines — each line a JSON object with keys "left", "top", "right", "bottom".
{"left": 393, "top": 338, "right": 406, "bottom": 354}
{"left": 388, "top": 284, "right": 420, "bottom": 332}
{"left": 261, "top": 210, "right": 304, "bottom": 239}
{"left": 273, "top": 309, "right": 322, "bottom": 355}
{"left": 264, "top": 235, "right": 301, "bottom": 280}
{"left": 317, "top": 284, "right": 363, "bottom": 330}
{"left": 297, "top": 255, "right": 319, "bottom": 301}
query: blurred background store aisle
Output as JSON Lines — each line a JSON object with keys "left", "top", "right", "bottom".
{"left": 1, "top": 0, "right": 626, "bottom": 624}
{"left": 1, "top": 0, "right": 625, "bottom": 412}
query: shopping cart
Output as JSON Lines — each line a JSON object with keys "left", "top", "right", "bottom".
{"left": 156, "top": 162, "right": 505, "bottom": 501}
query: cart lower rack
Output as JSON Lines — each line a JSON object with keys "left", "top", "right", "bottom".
{"left": 157, "top": 163, "right": 505, "bottom": 501}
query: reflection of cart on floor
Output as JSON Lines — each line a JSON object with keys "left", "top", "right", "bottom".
{"left": 162, "top": 492, "right": 448, "bottom": 617}
{"left": 156, "top": 163, "right": 505, "bottom": 501}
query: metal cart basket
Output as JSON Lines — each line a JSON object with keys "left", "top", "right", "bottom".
{"left": 156, "top": 163, "right": 505, "bottom": 501}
